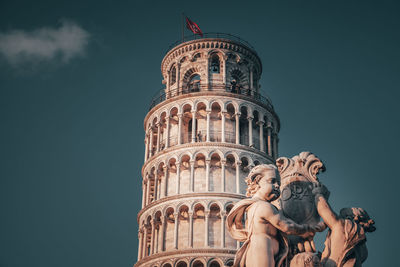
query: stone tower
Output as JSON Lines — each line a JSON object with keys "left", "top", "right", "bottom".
{"left": 135, "top": 34, "right": 280, "bottom": 267}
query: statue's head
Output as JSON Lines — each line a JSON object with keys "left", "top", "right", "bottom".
{"left": 339, "top": 207, "right": 376, "bottom": 233}
{"left": 245, "top": 164, "right": 281, "bottom": 201}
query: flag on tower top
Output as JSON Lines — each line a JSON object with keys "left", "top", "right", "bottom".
{"left": 186, "top": 17, "right": 203, "bottom": 37}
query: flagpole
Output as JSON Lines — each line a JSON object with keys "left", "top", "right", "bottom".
{"left": 181, "top": 13, "right": 185, "bottom": 42}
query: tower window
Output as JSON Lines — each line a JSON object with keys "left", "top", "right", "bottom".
{"left": 211, "top": 54, "right": 220, "bottom": 73}
{"left": 170, "top": 66, "right": 176, "bottom": 85}
{"left": 187, "top": 74, "right": 201, "bottom": 91}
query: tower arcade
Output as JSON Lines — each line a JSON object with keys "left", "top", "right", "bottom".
{"left": 136, "top": 33, "right": 280, "bottom": 267}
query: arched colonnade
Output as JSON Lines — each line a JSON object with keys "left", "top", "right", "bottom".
{"left": 138, "top": 201, "right": 237, "bottom": 261}
{"left": 144, "top": 99, "right": 279, "bottom": 161}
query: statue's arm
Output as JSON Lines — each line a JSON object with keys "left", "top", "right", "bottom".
{"left": 261, "top": 203, "right": 312, "bottom": 235}
{"left": 313, "top": 191, "right": 340, "bottom": 230}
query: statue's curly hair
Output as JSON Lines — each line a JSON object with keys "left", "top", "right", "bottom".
{"left": 339, "top": 207, "right": 376, "bottom": 233}
{"left": 245, "top": 164, "right": 278, "bottom": 197}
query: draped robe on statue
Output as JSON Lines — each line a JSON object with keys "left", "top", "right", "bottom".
{"left": 226, "top": 198, "right": 289, "bottom": 267}
{"left": 322, "top": 219, "right": 367, "bottom": 267}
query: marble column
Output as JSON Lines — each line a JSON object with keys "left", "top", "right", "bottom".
{"left": 141, "top": 181, "right": 146, "bottom": 208}
{"left": 155, "top": 226, "right": 159, "bottom": 253}
{"left": 258, "top": 120, "right": 265, "bottom": 152}
{"left": 175, "top": 163, "right": 181, "bottom": 194}
{"left": 206, "top": 110, "right": 211, "bottom": 142}
{"left": 173, "top": 212, "right": 179, "bottom": 249}
{"left": 178, "top": 113, "right": 183, "bottom": 145}
{"left": 142, "top": 226, "right": 147, "bottom": 258}
{"left": 156, "top": 122, "right": 161, "bottom": 152}
{"left": 221, "top": 160, "right": 226, "bottom": 192}
{"left": 160, "top": 215, "right": 166, "bottom": 251}
{"left": 165, "top": 116, "right": 170, "bottom": 148}
{"left": 138, "top": 229, "right": 143, "bottom": 260}
{"left": 166, "top": 70, "right": 170, "bottom": 93}
{"left": 205, "top": 159, "right": 211, "bottom": 192}
{"left": 176, "top": 62, "right": 180, "bottom": 91}
{"left": 191, "top": 111, "right": 196, "bottom": 143}
{"left": 150, "top": 219, "right": 155, "bottom": 254}
{"left": 235, "top": 113, "right": 240, "bottom": 144}
{"left": 161, "top": 165, "right": 168, "bottom": 198}
{"left": 188, "top": 211, "right": 194, "bottom": 247}
{"left": 249, "top": 66, "right": 254, "bottom": 92}
{"left": 267, "top": 124, "right": 272, "bottom": 157}
{"left": 144, "top": 225, "right": 149, "bottom": 257}
{"left": 144, "top": 135, "right": 148, "bottom": 161}
{"left": 236, "top": 161, "right": 241, "bottom": 194}
{"left": 248, "top": 116, "right": 253, "bottom": 147}
{"left": 204, "top": 210, "right": 210, "bottom": 247}
{"left": 153, "top": 175, "right": 158, "bottom": 201}
{"left": 221, "top": 111, "right": 226, "bottom": 142}
{"left": 221, "top": 211, "right": 226, "bottom": 248}
{"left": 149, "top": 127, "right": 154, "bottom": 157}
{"left": 146, "top": 176, "right": 151, "bottom": 205}
{"left": 190, "top": 160, "right": 195, "bottom": 192}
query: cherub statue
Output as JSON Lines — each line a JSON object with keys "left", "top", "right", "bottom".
{"left": 312, "top": 183, "right": 376, "bottom": 267}
{"left": 226, "top": 164, "right": 323, "bottom": 267}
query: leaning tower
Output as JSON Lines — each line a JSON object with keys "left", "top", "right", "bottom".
{"left": 135, "top": 33, "right": 280, "bottom": 267}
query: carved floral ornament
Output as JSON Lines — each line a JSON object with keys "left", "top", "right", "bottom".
{"left": 276, "top": 151, "right": 326, "bottom": 187}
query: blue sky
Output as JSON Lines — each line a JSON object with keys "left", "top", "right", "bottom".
{"left": 0, "top": 1, "right": 399, "bottom": 266}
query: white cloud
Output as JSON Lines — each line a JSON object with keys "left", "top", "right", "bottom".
{"left": 0, "top": 20, "right": 90, "bottom": 66}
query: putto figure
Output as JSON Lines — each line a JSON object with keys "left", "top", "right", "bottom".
{"left": 226, "top": 164, "right": 322, "bottom": 267}
{"left": 313, "top": 184, "right": 376, "bottom": 267}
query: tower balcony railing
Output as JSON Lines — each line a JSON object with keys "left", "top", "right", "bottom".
{"left": 149, "top": 84, "right": 274, "bottom": 111}
{"left": 166, "top": 32, "right": 256, "bottom": 54}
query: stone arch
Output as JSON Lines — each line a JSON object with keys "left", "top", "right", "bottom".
{"left": 182, "top": 67, "right": 202, "bottom": 90}
{"left": 207, "top": 149, "right": 224, "bottom": 160}
{"left": 180, "top": 101, "right": 194, "bottom": 114}
{"left": 176, "top": 260, "right": 189, "bottom": 267}
{"left": 168, "top": 105, "right": 180, "bottom": 116}
{"left": 207, "top": 200, "right": 223, "bottom": 211}
{"left": 194, "top": 99, "right": 209, "bottom": 112}
{"left": 193, "top": 150, "right": 209, "bottom": 161}
{"left": 207, "top": 48, "right": 225, "bottom": 57}
{"left": 192, "top": 258, "right": 207, "bottom": 267}
{"left": 225, "top": 258, "right": 234, "bottom": 267}
{"left": 179, "top": 55, "right": 188, "bottom": 64}
{"left": 224, "top": 100, "right": 238, "bottom": 114}
{"left": 208, "top": 258, "right": 223, "bottom": 267}
{"left": 209, "top": 99, "right": 225, "bottom": 111}
{"left": 190, "top": 52, "right": 202, "bottom": 61}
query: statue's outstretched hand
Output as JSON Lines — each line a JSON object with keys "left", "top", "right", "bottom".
{"left": 312, "top": 183, "right": 330, "bottom": 199}
{"left": 315, "top": 221, "right": 327, "bottom": 232}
